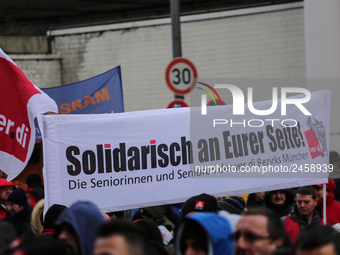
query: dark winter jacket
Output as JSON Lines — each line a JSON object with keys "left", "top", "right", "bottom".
{"left": 3, "top": 205, "right": 32, "bottom": 236}
{"left": 0, "top": 220, "right": 17, "bottom": 254}
{"left": 284, "top": 205, "right": 323, "bottom": 244}
{"left": 246, "top": 193, "right": 265, "bottom": 209}
{"left": 264, "top": 189, "right": 295, "bottom": 217}
{"left": 142, "top": 206, "right": 175, "bottom": 230}
{"left": 54, "top": 201, "right": 105, "bottom": 255}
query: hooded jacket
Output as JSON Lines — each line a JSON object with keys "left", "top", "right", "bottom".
{"left": 284, "top": 205, "right": 323, "bottom": 244}
{"left": 30, "top": 199, "right": 44, "bottom": 235}
{"left": 264, "top": 189, "right": 295, "bottom": 217}
{"left": 317, "top": 192, "right": 340, "bottom": 225}
{"left": 175, "top": 212, "right": 233, "bottom": 255}
{"left": 54, "top": 201, "right": 104, "bottom": 255}
{"left": 316, "top": 180, "right": 340, "bottom": 225}
{"left": 0, "top": 179, "right": 15, "bottom": 219}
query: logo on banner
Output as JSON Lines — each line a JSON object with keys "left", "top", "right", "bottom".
{"left": 305, "top": 117, "right": 327, "bottom": 158}
{"left": 197, "top": 82, "right": 223, "bottom": 108}
{"left": 199, "top": 83, "right": 312, "bottom": 129}
{"left": 1, "top": 115, "right": 30, "bottom": 158}
{"left": 201, "top": 84, "right": 311, "bottom": 116}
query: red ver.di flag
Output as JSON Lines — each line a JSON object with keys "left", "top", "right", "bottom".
{"left": 0, "top": 48, "right": 58, "bottom": 180}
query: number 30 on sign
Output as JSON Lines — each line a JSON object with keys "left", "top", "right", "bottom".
{"left": 165, "top": 57, "right": 198, "bottom": 95}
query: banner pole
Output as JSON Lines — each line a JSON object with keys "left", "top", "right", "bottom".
{"left": 323, "top": 183, "right": 326, "bottom": 225}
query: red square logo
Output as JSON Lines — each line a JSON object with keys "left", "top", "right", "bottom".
{"left": 150, "top": 140, "right": 156, "bottom": 144}
{"left": 304, "top": 129, "right": 322, "bottom": 159}
{"left": 195, "top": 201, "right": 205, "bottom": 210}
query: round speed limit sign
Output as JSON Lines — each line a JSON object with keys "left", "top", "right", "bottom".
{"left": 165, "top": 58, "right": 198, "bottom": 95}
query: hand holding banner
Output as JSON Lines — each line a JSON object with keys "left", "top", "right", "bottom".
{"left": 0, "top": 48, "right": 58, "bottom": 180}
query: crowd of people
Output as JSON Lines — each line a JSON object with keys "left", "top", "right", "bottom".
{"left": 0, "top": 173, "right": 340, "bottom": 255}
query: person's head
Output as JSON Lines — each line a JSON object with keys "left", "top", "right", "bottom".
{"left": 54, "top": 201, "right": 105, "bottom": 255}
{"left": 312, "top": 185, "right": 326, "bottom": 200}
{"left": 93, "top": 221, "right": 149, "bottom": 255}
{"left": 181, "top": 193, "right": 217, "bottom": 218}
{"left": 313, "top": 179, "right": 336, "bottom": 199}
{"left": 330, "top": 151, "right": 340, "bottom": 174}
{"left": 234, "top": 208, "right": 285, "bottom": 255}
{"left": 132, "top": 219, "right": 170, "bottom": 252}
{"left": 269, "top": 190, "right": 287, "bottom": 206}
{"left": 58, "top": 222, "right": 80, "bottom": 255}
{"left": 179, "top": 220, "right": 208, "bottom": 255}
{"left": 294, "top": 225, "right": 340, "bottom": 255}
{"left": 0, "top": 179, "right": 15, "bottom": 205}
{"left": 296, "top": 186, "right": 317, "bottom": 219}
{"left": 217, "top": 196, "right": 246, "bottom": 215}
{"left": 44, "top": 204, "right": 67, "bottom": 230}
{"left": 25, "top": 173, "right": 43, "bottom": 188}
{"left": 176, "top": 212, "right": 233, "bottom": 255}
{"left": 256, "top": 192, "right": 265, "bottom": 201}
{"left": 6, "top": 188, "right": 28, "bottom": 216}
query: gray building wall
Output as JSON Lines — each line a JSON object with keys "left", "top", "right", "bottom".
{"left": 49, "top": 4, "right": 306, "bottom": 112}
{"left": 10, "top": 54, "right": 62, "bottom": 88}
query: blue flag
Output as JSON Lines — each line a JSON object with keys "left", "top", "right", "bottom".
{"left": 36, "top": 66, "right": 124, "bottom": 140}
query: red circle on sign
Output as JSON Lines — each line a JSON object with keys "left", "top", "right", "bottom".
{"left": 167, "top": 100, "right": 189, "bottom": 108}
{"left": 165, "top": 57, "right": 198, "bottom": 95}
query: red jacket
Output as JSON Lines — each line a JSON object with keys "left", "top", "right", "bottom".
{"left": 26, "top": 186, "right": 44, "bottom": 208}
{"left": 284, "top": 206, "right": 323, "bottom": 244}
{"left": 0, "top": 206, "right": 6, "bottom": 220}
{"left": 317, "top": 191, "right": 340, "bottom": 225}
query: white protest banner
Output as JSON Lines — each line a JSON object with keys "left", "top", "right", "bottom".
{"left": 39, "top": 90, "right": 330, "bottom": 212}
{"left": 0, "top": 48, "right": 58, "bottom": 180}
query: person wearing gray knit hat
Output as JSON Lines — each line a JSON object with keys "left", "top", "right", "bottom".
{"left": 217, "top": 196, "right": 246, "bottom": 215}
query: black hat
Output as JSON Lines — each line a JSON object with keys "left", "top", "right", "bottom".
{"left": 26, "top": 173, "right": 42, "bottom": 188}
{"left": 181, "top": 193, "right": 217, "bottom": 218}
{"left": 217, "top": 196, "right": 246, "bottom": 215}
{"left": 44, "top": 204, "right": 67, "bottom": 229}
{"left": 133, "top": 219, "right": 169, "bottom": 255}
{"left": 7, "top": 188, "right": 28, "bottom": 207}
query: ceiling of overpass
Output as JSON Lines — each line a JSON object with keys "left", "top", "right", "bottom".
{"left": 0, "top": 0, "right": 302, "bottom": 35}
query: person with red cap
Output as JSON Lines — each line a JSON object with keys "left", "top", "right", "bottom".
{"left": 0, "top": 178, "right": 15, "bottom": 219}
{"left": 313, "top": 179, "right": 340, "bottom": 225}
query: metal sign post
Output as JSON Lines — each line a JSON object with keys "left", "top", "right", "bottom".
{"left": 170, "top": 0, "right": 184, "bottom": 100}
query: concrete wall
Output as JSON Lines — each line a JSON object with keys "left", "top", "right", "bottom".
{"left": 0, "top": 36, "right": 48, "bottom": 54}
{"left": 10, "top": 54, "right": 62, "bottom": 88}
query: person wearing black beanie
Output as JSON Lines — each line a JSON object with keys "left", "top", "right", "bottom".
{"left": 133, "top": 219, "right": 169, "bottom": 255}
{"left": 42, "top": 204, "right": 67, "bottom": 234}
{"left": 180, "top": 193, "right": 217, "bottom": 220}
{"left": 4, "top": 188, "right": 32, "bottom": 236}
